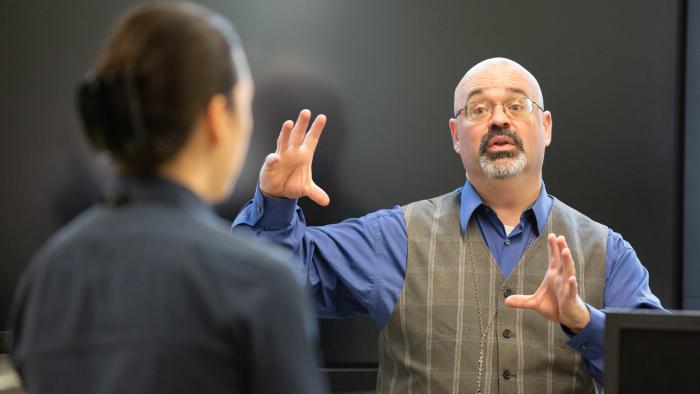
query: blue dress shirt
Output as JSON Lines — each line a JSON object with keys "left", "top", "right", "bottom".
{"left": 233, "top": 181, "right": 663, "bottom": 384}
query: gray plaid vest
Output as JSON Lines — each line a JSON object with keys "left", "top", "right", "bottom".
{"left": 377, "top": 190, "right": 606, "bottom": 394}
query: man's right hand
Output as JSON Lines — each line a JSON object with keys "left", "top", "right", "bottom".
{"left": 259, "top": 109, "right": 330, "bottom": 206}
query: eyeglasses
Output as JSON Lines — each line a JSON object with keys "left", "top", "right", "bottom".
{"left": 455, "top": 97, "right": 544, "bottom": 122}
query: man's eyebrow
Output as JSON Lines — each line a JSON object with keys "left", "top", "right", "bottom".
{"left": 465, "top": 87, "right": 530, "bottom": 104}
{"left": 506, "top": 87, "right": 529, "bottom": 97}
{"left": 465, "top": 88, "right": 484, "bottom": 103}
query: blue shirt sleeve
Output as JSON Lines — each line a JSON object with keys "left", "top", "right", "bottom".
{"left": 566, "top": 228, "right": 664, "bottom": 384}
{"left": 232, "top": 185, "right": 408, "bottom": 328}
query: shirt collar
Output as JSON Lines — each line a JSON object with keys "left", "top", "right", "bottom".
{"left": 459, "top": 180, "right": 552, "bottom": 235}
{"left": 109, "top": 174, "right": 212, "bottom": 214}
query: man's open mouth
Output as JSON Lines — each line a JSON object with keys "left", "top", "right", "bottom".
{"left": 487, "top": 136, "right": 516, "bottom": 151}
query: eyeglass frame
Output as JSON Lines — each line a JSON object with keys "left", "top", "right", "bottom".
{"left": 455, "top": 96, "right": 545, "bottom": 122}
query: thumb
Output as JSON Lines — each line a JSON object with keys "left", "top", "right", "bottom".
{"left": 567, "top": 276, "right": 579, "bottom": 300}
{"left": 308, "top": 181, "right": 330, "bottom": 206}
{"left": 505, "top": 294, "right": 535, "bottom": 310}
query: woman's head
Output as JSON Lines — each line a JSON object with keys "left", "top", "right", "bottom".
{"left": 79, "top": 1, "right": 253, "bottom": 201}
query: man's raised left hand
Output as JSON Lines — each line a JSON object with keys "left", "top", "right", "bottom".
{"left": 504, "top": 234, "right": 591, "bottom": 333}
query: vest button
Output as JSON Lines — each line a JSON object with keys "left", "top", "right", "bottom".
{"left": 503, "top": 287, "right": 513, "bottom": 298}
{"left": 503, "top": 370, "right": 512, "bottom": 380}
{"left": 502, "top": 329, "right": 512, "bottom": 338}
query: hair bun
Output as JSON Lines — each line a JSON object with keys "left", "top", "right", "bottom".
{"left": 76, "top": 71, "right": 148, "bottom": 155}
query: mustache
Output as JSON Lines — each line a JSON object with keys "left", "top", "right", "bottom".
{"left": 478, "top": 127, "right": 525, "bottom": 157}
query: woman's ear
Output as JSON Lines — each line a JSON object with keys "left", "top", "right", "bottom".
{"left": 203, "top": 93, "right": 236, "bottom": 144}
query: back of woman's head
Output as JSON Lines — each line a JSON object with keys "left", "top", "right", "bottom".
{"left": 79, "top": 2, "right": 245, "bottom": 175}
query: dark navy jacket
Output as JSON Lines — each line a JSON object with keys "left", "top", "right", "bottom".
{"left": 8, "top": 176, "right": 326, "bottom": 394}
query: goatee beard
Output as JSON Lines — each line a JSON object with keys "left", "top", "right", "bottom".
{"left": 479, "top": 126, "right": 527, "bottom": 179}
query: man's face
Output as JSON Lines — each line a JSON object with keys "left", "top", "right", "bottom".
{"left": 449, "top": 61, "right": 552, "bottom": 181}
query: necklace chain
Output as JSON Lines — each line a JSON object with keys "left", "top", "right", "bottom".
{"left": 468, "top": 230, "right": 534, "bottom": 394}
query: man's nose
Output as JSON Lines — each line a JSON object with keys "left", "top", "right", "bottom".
{"left": 489, "top": 104, "right": 511, "bottom": 128}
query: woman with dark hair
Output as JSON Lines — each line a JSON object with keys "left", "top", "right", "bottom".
{"left": 7, "top": 3, "right": 326, "bottom": 393}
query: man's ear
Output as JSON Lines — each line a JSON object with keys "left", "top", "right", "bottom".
{"left": 542, "top": 110, "right": 553, "bottom": 147}
{"left": 449, "top": 118, "right": 460, "bottom": 153}
{"left": 204, "top": 94, "right": 234, "bottom": 144}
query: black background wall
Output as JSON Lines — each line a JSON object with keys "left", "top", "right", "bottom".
{"left": 0, "top": 0, "right": 688, "bottom": 388}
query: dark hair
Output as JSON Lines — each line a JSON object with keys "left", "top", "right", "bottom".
{"left": 78, "top": 2, "right": 243, "bottom": 175}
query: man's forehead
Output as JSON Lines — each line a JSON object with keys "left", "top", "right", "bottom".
{"left": 453, "top": 58, "right": 543, "bottom": 111}
{"left": 461, "top": 69, "right": 536, "bottom": 98}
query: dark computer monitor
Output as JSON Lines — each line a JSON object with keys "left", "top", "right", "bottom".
{"left": 604, "top": 309, "right": 700, "bottom": 394}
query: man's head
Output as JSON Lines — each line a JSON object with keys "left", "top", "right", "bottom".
{"left": 449, "top": 58, "right": 552, "bottom": 182}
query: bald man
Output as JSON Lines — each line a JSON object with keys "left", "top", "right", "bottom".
{"left": 233, "top": 58, "right": 662, "bottom": 393}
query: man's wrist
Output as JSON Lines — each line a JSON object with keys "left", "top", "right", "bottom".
{"left": 255, "top": 184, "right": 299, "bottom": 229}
{"left": 259, "top": 184, "right": 278, "bottom": 199}
{"left": 565, "top": 302, "right": 591, "bottom": 333}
